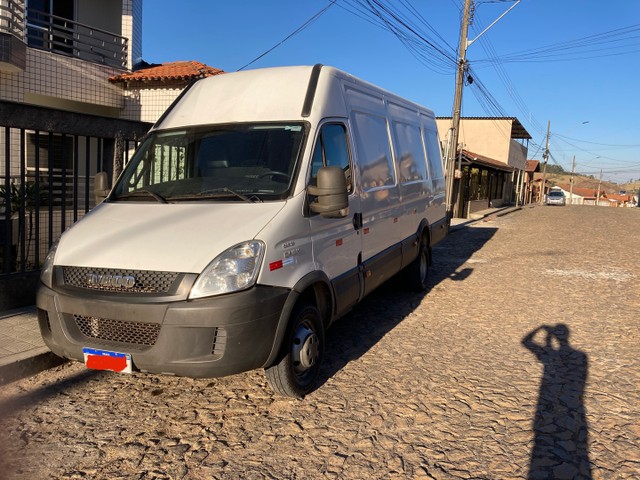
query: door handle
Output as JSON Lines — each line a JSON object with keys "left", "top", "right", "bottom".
{"left": 353, "top": 212, "right": 363, "bottom": 230}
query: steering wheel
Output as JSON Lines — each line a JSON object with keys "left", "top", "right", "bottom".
{"left": 258, "top": 171, "right": 290, "bottom": 182}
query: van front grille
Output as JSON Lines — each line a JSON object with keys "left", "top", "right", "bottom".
{"left": 74, "top": 315, "right": 161, "bottom": 346}
{"left": 63, "top": 266, "right": 179, "bottom": 294}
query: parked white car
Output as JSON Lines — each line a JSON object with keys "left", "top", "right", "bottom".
{"left": 546, "top": 189, "right": 566, "bottom": 206}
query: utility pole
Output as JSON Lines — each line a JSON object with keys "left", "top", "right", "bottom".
{"left": 445, "top": 0, "right": 521, "bottom": 218}
{"left": 445, "top": 0, "right": 472, "bottom": 219}
{"left": 569, "top": 155, "right": 575, "bottom": 205}
{"left": 538, "top": 120, "right": 550, "bottom": 205}
{"left": 596, "top": 168, "right": 603, "bottom": 206}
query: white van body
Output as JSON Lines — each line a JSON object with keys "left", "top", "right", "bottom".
{"left": 37, "top": 65, "right": 447, "bottom": 397}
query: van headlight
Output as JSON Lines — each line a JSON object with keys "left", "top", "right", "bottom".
{"left": 40, "top": 241, "right": 59, "bottom": 289}
{"left": 189, "top": 240, "right": 265, "bottom": 299}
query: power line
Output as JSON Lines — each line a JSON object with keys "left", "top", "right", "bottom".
{"left": 236, "top": 1, "right": 337, "bottom": 71}
{"left": 551, "top": 133, "right": 640, "bottom": 148}
{"left": 341, "top": 0, "right": 458, "bottom": 74}
{"left": 475, "top": 23, "right": 640, "bottom": 65}
{"left": 469, "top": 10, "right": 546, "bottom": 137}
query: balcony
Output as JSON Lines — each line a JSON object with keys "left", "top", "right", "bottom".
{"left": 0, "top": 0, "right": 25, "bottom": 38}
{"left": 26, "top": 8, "right": 127, "bottom": 69}
{"left": 0, "top": 0, "right": 26, "bottom": 71}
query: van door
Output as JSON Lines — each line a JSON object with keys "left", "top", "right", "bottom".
{"left": 308, "top": 122, "right": 362, "bottom": 317}
{"left": 350, "top": 110, "right": 403, "bottom": 296}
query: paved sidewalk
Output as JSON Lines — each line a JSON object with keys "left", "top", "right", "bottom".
{"left": 0, "top": 307, "right": 65, "bottom": 386}
{"left": 0, "top": 204, "right": 520, "bottom": 386}
{"left": 450, "top": 204, "right": 522, "bottom": 229}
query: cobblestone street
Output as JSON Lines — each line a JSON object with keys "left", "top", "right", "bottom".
{"left": 0, "top": 205, "right": 638, "bottom": 479}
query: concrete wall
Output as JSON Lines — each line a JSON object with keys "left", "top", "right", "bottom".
{"left": 508, "top": 139, "right": 527, "bottom": 170}
{"left": 435, "top": 118, "right": 529, "bottom": 171}
{"left": 120, "top": 82, "right": 185, "bottom": 123}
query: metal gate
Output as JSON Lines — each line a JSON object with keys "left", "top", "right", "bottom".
{"left": 1, "top": 127, "right": 138, "bottom": 275}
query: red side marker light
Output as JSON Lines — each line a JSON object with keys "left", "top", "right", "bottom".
{"left": 269, "top": 260, "right": 283, "bottom": 271}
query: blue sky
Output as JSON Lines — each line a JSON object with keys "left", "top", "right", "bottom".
{"left": 142, "top": 1, "right": 640, "bottom": 183}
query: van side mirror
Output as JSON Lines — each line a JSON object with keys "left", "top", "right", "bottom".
{"left": 94, "top": 172, "right": 110, "bottom": 205}
{"left": 308, "top": 166, "right": 349, "bottom": 218}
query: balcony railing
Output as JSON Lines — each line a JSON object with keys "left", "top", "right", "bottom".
{"left": 26, "top": 8, "right": 127, "bottom": 69}
{"left": 0, "top": 0, "right": 25, "bottom": 39}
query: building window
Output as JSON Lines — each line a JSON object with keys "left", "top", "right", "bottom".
{"left": 26, "top": 132, "right": 73, "bottom": 172}
{"left": 27, "top": 0, "right": 75, "bottom": 55}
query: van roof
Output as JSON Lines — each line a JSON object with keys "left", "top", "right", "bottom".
{"left": 155, "top": 65, "right": 435, "bottom": 130}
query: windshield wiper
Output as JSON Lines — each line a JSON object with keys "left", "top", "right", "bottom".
{"left": 116, "top": 189, "right": 168, "bottom": 204}
{"left": 186, "top": 187, "right": 262, "bottom": 203}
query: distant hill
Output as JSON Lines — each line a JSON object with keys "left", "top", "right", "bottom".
{"left": 546, "top": 173, "right": 623, "bottom": 194}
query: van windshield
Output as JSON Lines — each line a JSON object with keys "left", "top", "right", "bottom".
{"left": 111, "top": 123, "right": 306, "bottom": 203}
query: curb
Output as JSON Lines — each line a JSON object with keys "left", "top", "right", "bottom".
{"left": 450, "top": 206, "right": 522, "bottom": 231}
{"left": 0, "top": 348, "right": 67, "bottom": 386}
{"left": 494, "top": 206, "right": 522, "bottom": 218}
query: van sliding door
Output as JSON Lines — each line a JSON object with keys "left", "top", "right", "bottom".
{"left": 350, "top": 110, "right": 402, "bottom": 296}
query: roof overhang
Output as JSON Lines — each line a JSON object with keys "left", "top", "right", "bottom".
{"left": 460, "top": 150, "right": 514, "bottom": 172}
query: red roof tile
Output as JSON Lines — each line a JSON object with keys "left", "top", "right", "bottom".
{"left": 109, "top": 61, "right": 224, "bottom": 83}
{"left": 525, "top": 160, "right": 540, "bottom": 172}
{"left": 606, "top": 193, "right": 632, "bottom": 203}
{"left": 556, "top": 184, "right": 599, "bottom": 198}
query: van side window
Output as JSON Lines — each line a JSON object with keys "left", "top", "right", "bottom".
{"left": 392, "top": 121, "right": 428, "bottom": 183}
{"left": 423, "top": 127, "right": 444, "bottom": 180}
{"left": 310, "top": 123, "right": 351, "bottom": 191}
{"left": 351, "top": 111, "right": 395, "bottom": 190}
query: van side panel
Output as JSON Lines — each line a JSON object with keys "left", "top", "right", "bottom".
{"left": 343, "top": 85, "right": 403, "bottom": 261}
{"left": 387, "top": 100, "right": 433, "bottom": 244}
{"left": 421, "top": 117, "right": 447, "bottom": 232}
{"left": 339, "top": 77, "right": 446, "bottom": 287}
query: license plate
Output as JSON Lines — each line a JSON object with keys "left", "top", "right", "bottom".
{"left": 83, "top": 348, "right": 132, "bottom": 373}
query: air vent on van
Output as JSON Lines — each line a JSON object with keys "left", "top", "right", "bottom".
{"left": 74, "top": 315, "right": 161, "bottom": 347}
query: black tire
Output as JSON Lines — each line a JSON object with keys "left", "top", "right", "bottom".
{"left": 265, "top": 304, "right": 324, "bottom": 398}
{"left": 405, "top": 237, "right": 430, "bottom": 292}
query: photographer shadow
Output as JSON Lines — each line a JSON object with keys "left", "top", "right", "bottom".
{"left": 522, "top": 324, "right": 592, "bottom": 479}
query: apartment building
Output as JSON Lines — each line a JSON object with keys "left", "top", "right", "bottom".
{"left": 0, "top": 0, "right": 150, "bottom": 307}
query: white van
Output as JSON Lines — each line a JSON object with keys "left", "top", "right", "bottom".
{"left": 36, "top": 65, "right": 447, "bottom": 397}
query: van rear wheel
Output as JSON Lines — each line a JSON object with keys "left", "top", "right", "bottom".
{"left": 265, "top": 303, "right": 324, "bottom": 398}
{"left": 405, "top": 237, "right": 430, "bottom": 292}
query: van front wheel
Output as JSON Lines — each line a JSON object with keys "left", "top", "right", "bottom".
{"left": 265, "top": 304, "right": 324, "bottom": 398}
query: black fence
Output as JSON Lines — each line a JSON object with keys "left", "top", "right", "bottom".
{"left": 0, "top": 101, "right": 151, "bottom": 309}
{"left": 1, "top": 127, "right": 138, "bottom": 276}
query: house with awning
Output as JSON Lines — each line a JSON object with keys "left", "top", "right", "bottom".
{"left": 435, "top": 117, "right": 531, "bottom": 218}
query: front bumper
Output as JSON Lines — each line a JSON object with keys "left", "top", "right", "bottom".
{"left": 36, "top": 283, "right": 290, "bottom": 378}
